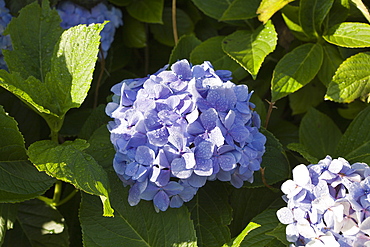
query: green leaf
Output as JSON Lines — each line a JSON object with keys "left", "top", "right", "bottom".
{"left": 127, "top": 0, "right": 164, "bottom": 24}
{"left": 222, "top": 20, "right": 277, "bottom": 79}
{"left": 338, "top": 100, "right": 368, "bottom": 119}
{"left": 150, "top": 8, "right": 194, "bottom": 47}
{"left": 265, "top": 223, "right": 290, "bottom": 246}
{"left": 240, "top": 209, "right": 281, "bottom": 246}
{"left": 85, "top": 125, "right": 115, "bottom": 170}
{"left": 169, "top": 34, "right": 202, "bottom": 65}
{"left": 323, "top": 22, "right": 370, "bottom": 48}
{"left": 223, "top": 222, "right": 260, "bottom": 247}
{"left": 3, "top": 0, "right": 63, "bottom": 81}
{"left": 46, "top": 22, "right": 106, "bottom": 112}
{"left": 122, "top": 14, "right": 147, "bottom": 48}
{"left": 257, "top": 0, "right": 295, "bottom": 24}
{"left": 245, "top": 129, "right": 290, "bottom": 188}
{"left": 325, "top": 52, "right": 370, "bottom": 103}
{"left": 325, "top": 0, "right": 350, "bottom": 27}
{"left": 281, "top": 5, "right": 311, "bottom": 41}
{"left": 288, "top": 79, "right": 326, "bottom": 115}
{"left": 191, "top": 0, "right": 230, "bottom": 20}
{"left": 0, "top": 105, "right": 55, "bottom": 202}
{"left": 228, "top": 187, "right": 282, "bottom": 237}
{"left": 299, "top": 108, "right": 342, "bottom": 160}
{"left": 79, "top": 104, "right": 111, "bottom": 140}
{"left": 335, "top": 106, "right": 370, "bottom": 163}
{"left": 27, "top": 139, "right": 114, "bottom": 216}
{"left": 271, "top": 43, "right": 323, "bottom": 102}
{"left": 351, "top": 0, "right": 370, "bottom": 23}
{"left": 220, "top": 0, "right": 261, "bottom": 21}
{"left": 299, "top": 0, "right": 334, "bottom": 38}
{"left": 190, "top": 36, "right": 248, "bottom": 82}
{"left": 0, "top": 3, "right": 105, "bottom": 132}
{"left": 186, "top": 181, "right": 232, "bottom": 247}
{"left": 0, "top": 160, "right": 56, "bottom": 203}
{"left": 6, "top": 199, "right": 69, "bottom": 247}
{"left": 287, "top": 143, "right": 319, "bottom": 164}
{"left": 0, "top": 105, "right": 26, "bottom": 160}
{"left": 317, "top": 43, "right": 344, "bottom": 86}
{"left": 108, "top": 0, "right": 133, "bottom": 6}
{"left": 80, "top": 173, "right": 197, "bottom": 247}
{"left": 0, "top": 203, "right": 18, "bottom": 246}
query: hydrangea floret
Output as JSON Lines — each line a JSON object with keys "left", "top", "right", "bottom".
{"left": 0, "top": 0, "right": 12, "bottom": 70}
{"left": 106, "top": 59, "right": 266, "bottom": 211}
{"left": 57, "top": 1, "right": 122, "bottom": 58}
{"left": 277, "top": 155, "right": 370, "bottom": 246}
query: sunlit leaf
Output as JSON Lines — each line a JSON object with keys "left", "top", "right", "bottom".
{"left": 271, "top": 43, "right": 323, "bottom": 102}
{"left": 222, "top": 21, "right": 277, "bottom": 79}
{"left": 257, "top": 0, "right": 295, "bottom": 23}
{"left": 325, "top": 52, "right": 370, "bottom": 103}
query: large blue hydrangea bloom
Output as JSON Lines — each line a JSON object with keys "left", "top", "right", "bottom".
{"left": 277, "top": 156, "right": 370, "bottom": 246}
{"left": 106, "top": 59, "right": 266, "bottom": 211}
{"left": 0, "top": 0, "right": 12, "bottom": 70}
{"left": 57, "top": 1, "right": 122, "bottom": 58}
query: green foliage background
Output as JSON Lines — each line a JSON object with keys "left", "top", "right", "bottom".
{"left": 0, "top": 0, "right": 369, "bottom": 246}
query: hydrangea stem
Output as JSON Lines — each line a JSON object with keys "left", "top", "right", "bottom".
{"left": 52, "top": 180, "right": 63, "bottom": 205}
{"left": 264, "top": 100, "right": 276, "bottom": 128}
{"left": 172, "top": 0, "right": 178, "bottom": 45}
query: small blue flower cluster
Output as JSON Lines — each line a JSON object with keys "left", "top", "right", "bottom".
{"left": 57, "top": 1, "right": 122, "bottom": 58}
{"left": 106, "top": 59, "right": 266, "bottom": 211}
{"left": 277, "top": 156, "right": 370, "bottom": 246}
{"left": 0, "top": 0, "right": 12, "bottom": 70}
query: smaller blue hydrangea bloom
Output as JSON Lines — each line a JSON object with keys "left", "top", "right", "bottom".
{"left": 0, "top": 0, "right": 12, "bottom": 70}
{"left": 277, "top": 156, "right": 370, "bottom": 246}
{"left": 57, "top": 1, "right": 122, "bottom": 58}
{"left": 107, "top": 59, "right": 266, "bottom": 211}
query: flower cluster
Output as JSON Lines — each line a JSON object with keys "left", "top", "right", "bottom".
{"left": 277, "top": 156, "right": 370, "bottom": 246}
{"left": 0, "top": 0, "right": 12, "bottom": 70}
{"left": 106, "top": 59, "right": 266, "bottom": 211}
{"left": 57, "top": 1, "right": 122, "bottom": 58}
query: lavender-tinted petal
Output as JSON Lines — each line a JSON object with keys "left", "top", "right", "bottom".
{"left": 218, "top": 153, "right": 237, "bottom": 171}
{"left": 154, "top": 190, "right": 170, "bottom": 211}
{"left": 147, "top": 128, "right": 169, "bottom": 146}
{"left": 135, "top": 146, "right": 155, "bottom": 166}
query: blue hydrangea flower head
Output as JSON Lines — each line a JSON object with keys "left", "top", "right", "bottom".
{"left": 0, "top": 0, "right": 12, "bottom": 70}
{"left": 57, "top": 1, "right": 122, "bottom": 58}
{"left": 277, "top": 155, "right": 370, "bottom": 246}
{"left": 107, "top": 59, "right": 266, "bottom": 211}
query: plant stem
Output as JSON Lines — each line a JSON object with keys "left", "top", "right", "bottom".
{"left": 172, "top": 0, "right": 178, "bottom": 45}
{"left": 264, "top": 100, "right": 276, "bottom": 129}
{"left": 52, "top": 180, "right": 63, "bottom": 205}
{"left": 55, "top": 189, "right": 78, "bottom": 206}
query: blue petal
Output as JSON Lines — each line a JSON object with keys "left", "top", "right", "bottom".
{"left": 187, "top": 174, "right": 207, "bottom": 188}
{"left": 128, "top": 180, "right": 148, "bottom": 206}
{"left": 171, "top": 157, "right": 193, "bottom": 179}
{"left": 187, "top": 120, "right": 205, "bottom": 136}
{"left": 171, "top": 59, "right": 192, "bottom": 79}
{"left": 218, "top": 153, "right": 237, "bottom": 171}
{"left": 195, "top": 141, "right": 214, "bottom": 159}
{"left": 140, "top": 182, "right": 159, "bottom": 200}
{"left": 154, "top": 190, "right": 170, "bottom": 211}
{"left": 200, "top": 108, "right": 218, "bottom": 130}
{"left": 144, "top": 110, "right": 162, "bottom": 131}
{"left": 170, "top": 195, "right": 184, "bottom": 208}
{"left": 194, "top": 158, "right": 213, "bottom": 176}
{"left": 147, "top": 127, "right": 169, "bottom": 146}
{"left": 125, "top": 161, "right": 139, "bottom": 177}
{"left": 163, "top": 181, "right": 184, "bottom": 196}
{"left": 135, "top": 146, "right": 155, "bottom": 166}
